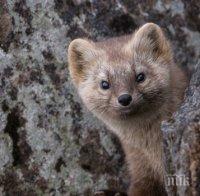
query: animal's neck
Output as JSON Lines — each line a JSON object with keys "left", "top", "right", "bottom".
{"left": 101, "top": 112, "right": 163, "bottom": 162}
{"left": 100, "top": 110, "right": 165, "bottom": 180}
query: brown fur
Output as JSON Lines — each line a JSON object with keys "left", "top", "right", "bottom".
{"left": 68, "top": 23, "right": 188, "bottom": 196}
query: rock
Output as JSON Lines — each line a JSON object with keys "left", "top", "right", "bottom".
{"left": 0, "top": 0, "right": 13, "bottom": 51}
{"left": 0, "top": 0, "right": 199, "bottom": 195}
{"left": 162, "top": 62, "right": 200, "bottom": 196}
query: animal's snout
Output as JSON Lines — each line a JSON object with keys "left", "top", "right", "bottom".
{"left": 118, "top": 94, "right": 132, "bottom": 106}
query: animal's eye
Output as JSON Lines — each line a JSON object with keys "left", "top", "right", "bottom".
{"left": 100, "top": 80, "right": 110, "bottom": 90}
{"left": 136, "top": 73, "right": 146, "bottom": 83}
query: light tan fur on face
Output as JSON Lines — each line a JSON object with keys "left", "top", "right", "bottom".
{"left": 68, "top": 23, "right": 188, "bottom": 196}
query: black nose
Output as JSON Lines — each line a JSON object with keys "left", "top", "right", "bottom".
{"left": 118, "top": 94, "right": 132, "bottom": 106}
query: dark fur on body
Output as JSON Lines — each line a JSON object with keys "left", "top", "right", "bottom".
{"left": 68, "top": 23, "right": 188, "bottom": 196}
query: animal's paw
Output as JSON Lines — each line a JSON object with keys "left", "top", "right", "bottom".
{"left": 94, "top": 190, "right": 127, "bottom": 196}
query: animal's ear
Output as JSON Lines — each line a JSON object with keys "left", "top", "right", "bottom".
{"left": 68, "top": 38, "right": 98, "bottom": 86}
{"left": 127, "top": 23, "right": 173, "bottom": 62}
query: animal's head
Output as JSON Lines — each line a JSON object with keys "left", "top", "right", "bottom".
{"left": 68, "top": 23, "right": 173, "bottom": 120}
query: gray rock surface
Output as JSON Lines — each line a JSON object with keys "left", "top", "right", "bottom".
{"left": 162, "top": 62, "right": 200, "bottom": 196}
{"left": 0, "top": 0, "right": 199, "bottom": 195}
